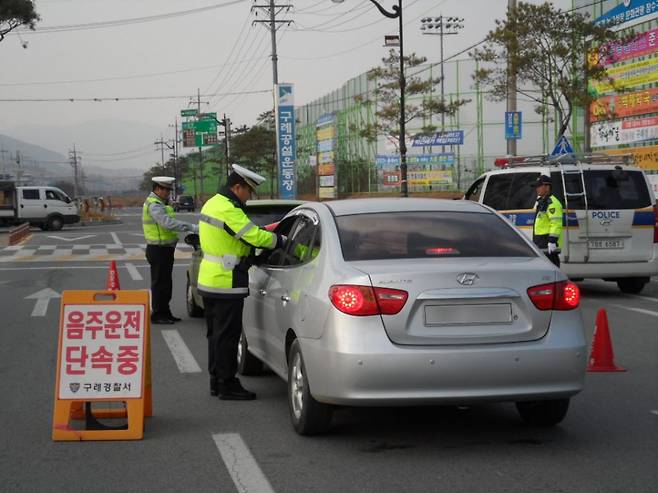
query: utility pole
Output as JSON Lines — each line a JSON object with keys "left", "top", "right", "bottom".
{"left": 69, "top": 146, "right": 80, "bottom": 198}
{"left": 171, "top": 117, "right": 180, "bottom": 193}
{"left": 252, "top": 0, "right": 293, "bottom": 87}
{"left": 194, "top": 88, "right": 211, "bottom": 203}
{"left": 154, "top": 134, "right": 167, "bottom": 171}
{"left": 506, "top": 0, "right": 518, "bottom": 156}
{"left": 0, "top": 147, "right": 8, "bottom": 178}
{"left": 223, "top": 114, "right": 231, "bottom": 178}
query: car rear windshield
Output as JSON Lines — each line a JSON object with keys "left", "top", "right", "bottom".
{"left": 550, "top": 169, "right": 652, "bottom": 210}
{"left": 336, "top": 211, "right": 536, "bottom": 261}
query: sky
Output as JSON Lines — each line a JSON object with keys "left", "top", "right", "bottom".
{"left": 0, "top": 0, "right": 575, "bottom": 170}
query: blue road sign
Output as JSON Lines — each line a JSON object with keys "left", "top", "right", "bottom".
{"left": 505, "top": 111, "right": 522, "bottom": 140}
{"left": 551, "top": 136, "right": 574, "bottom": 156}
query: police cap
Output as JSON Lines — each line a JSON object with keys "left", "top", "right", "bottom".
{"left": 152, "top": 176, "right": 175, "bottom": 190}
{"left": 231, "top": 164, "right": 266, "bottom": 190}
{"left": 531, "top": 175, "right": 552, "bottom": 187}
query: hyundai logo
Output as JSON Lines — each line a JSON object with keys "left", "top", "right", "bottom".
{"left": 456, "top": 273, "right": 479, "bottom": 285}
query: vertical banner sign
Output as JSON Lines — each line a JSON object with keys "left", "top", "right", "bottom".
{"left": 275, "top": 84, "right": 297, "bottom": 199}
{"left": 52, "top": 290, "right": 150, "bottom": 441}
{"left": 505, "top": 111, "right": 522, "bottom": 140}
{"left": 316, "top": 113, "right": 337, "bottom": 199}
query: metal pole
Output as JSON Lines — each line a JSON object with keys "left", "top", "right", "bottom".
{"left": 174, "top": 117, "right": 179, "bottom": 192}
{"left": 506, "top": 0, "right": 517, "bottom": 156}
{"left": 269, "top": 0, "right": 279, "bottom": 86}
{"left": 197, "top": 88, "right": 204, "bottom": 202}
{"left": 398, "top": 0, "right": 408, "bottom": 198}
{"left": 159, "top": 133, "right": 165, "bottom": 171}
{"left": 440, "top": 15, "right": 446, "bottom": 155}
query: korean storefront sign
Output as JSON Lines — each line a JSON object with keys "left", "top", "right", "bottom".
{"left": 590, "top": 88, "right": 658, "bottom": 122}
{"left": 591, "top": 117, "right": 658, "bottom": 148}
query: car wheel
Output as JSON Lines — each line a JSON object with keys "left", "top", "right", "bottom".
{"left": 516, "top": 398, "right": 570, "bottom": 427}
{"left": 237, "top": 331, "right": 263, "bottom": 376}
{"left": 186, "top": 278, "right": 204, "bottom": 318}
{"left": 287, "top": 339, "right": 333, "bottom": 435}
{"left": 48, "top": 216, "right": 63, "bottom": 231}
{"left": 617, "top": 278, "right": 647, "bottom": 294}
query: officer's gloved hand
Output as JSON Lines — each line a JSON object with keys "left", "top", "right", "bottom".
{"left": 547, "top": 242, "right": 558, "bottom": 254}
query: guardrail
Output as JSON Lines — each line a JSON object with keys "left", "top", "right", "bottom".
{"left": 8, "top": 222, "right": 30, "bottom": 246}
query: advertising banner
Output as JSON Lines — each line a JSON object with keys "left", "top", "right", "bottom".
{"left": 505, "top": 111, "right": 522, "bottom": 140}
{"left": 275, "top": 83, "right": 297, "bottom": 199}
{"left": 316, "top": 113, "right": 336, "bottom": 199}
{"left": 590, "top": 88, "right": 658, "bottom": 121}
{"left": 591, "top": 117, "right": 658, "bottom": 147}
{"left": 589, "top": 57, "right": 658, "bottom": 95}
{"left": 318, "top": 187, "right": 336, "bottom": 199}
{"left": 412, "top": 130, "right": 464, "bottom": 147}
{"left": 318, "top": 163, "right": 335, "bottom": 176}
{"left": 319, "top": 175, "right": 335, "bottom": 187}
{"left": 602, "top": 145, "right": 658, "bottom": 170}
{"left": 593, "top": 26, "right": 658, "bottom": 66}
{"left": 375, "top": 153, "right": 455, "bottom": 167}
{"left": 408, "top": 170, "right": 453, "bottom": 186}
{"left": 595, "top": 1, "right": 658, "bottom": 29}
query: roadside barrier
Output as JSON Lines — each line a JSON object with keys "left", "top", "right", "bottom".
{"left": 53, "top": 262, "right": 153, "bottom": 441}
{"left": 8, "top": 222, "right": 30, "bottom": 246}
{"left": 587, "top": 309, "right": 626, "bottom": 372}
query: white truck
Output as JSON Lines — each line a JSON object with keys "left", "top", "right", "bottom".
{"left": 0, "top": 182, "right": 80, "bottom": 231}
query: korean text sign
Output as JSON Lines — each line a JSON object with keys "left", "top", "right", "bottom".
{"left": 276, "top": 83, "right": 297, "bottom": 199}
{"left": 58, "top": 304, "right": 146, "bottom": 399}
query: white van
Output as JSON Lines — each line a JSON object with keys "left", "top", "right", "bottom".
{"left": 0, "top": 183, "right": 79, "bottom": 231}
{"left": 464, "top": 154, "right": 658, "bottom": 294}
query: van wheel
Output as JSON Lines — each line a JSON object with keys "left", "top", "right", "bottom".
{"left": 287, "top": 339, "right": 333, "bottom": 435}
{"left": 617, "top": 277, "right": 647, "bottom": 294}
{"left": 516, "top": 398, "right": 570, "bottom": 427}
{"left": 185, "top": 278, "right": 204, "bottom": 317}
{"left": 237, "top": 331, "right": 263, "bottom": 376}
{"left": 48, "top": 216, "right": 63, "bottom": 231}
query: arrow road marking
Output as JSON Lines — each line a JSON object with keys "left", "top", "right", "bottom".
{"left": 213, "top": 433, "right": 275, "bottom": 493}
{"left": 47, "top": 235, "right": 96, "bottom": 242}
{"left": 25, "top": 288, "right": 60, "bottom": 317}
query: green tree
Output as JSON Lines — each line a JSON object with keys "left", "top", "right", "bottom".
{"left": 230, "top": 123, "right": 277, "bottom": 195}
{"left": 471, "top": 1, "right": 617, "bottom": 140}
{"left": 0, "top": 0, "right": 39, "bottom": 43}
{"left": 356, "top": 50, "right": 468, "bottom": 151}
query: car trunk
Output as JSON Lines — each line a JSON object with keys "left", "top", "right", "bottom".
{"left": 350, "top": 257, "right": 557, "bottom": 346}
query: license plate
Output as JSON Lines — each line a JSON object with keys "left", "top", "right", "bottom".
{"left": 424, "top": 303, "right": 512, "bottom": 326}
{"left": 588, "top": 239, "right": 624, "bottom": 249}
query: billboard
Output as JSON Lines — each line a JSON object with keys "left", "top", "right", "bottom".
{"left": 591, "top": 117, "right": 658, "bottom": 147}
{"left": 590, "top": 88, "right": 658, "bottom": 121}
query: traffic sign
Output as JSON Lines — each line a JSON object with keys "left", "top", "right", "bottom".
{"left": 181, "top": 109, "right": 198, "bottom": 118}
{"left": 199, "top": 112, "right": 217, "bottom": 121}
{"left": 551, "top": 135, "right": 574, "bottom": 156}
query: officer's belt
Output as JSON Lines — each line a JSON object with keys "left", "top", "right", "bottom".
{"left": 203, "top": 253, "right": 245, "bottom": 270}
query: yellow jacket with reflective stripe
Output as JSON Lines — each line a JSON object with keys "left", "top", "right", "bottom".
{"left": 198, "top": 192, "right": 277, "bottom": 298}
{"left": 142, "top": 195, "right": 178, "bottom": 246}
{"left": 533, "top": 194, "right": 563, "bottom": 249}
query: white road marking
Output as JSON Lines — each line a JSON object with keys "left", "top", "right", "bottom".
{"left": 609, "top": 304, "right": 658, "bottom": 318}
{"left": 212, "top": 433, "right": 276, "bottom": 493}
{"left": 161, "top": 330, "right": 201, "bottom": 373}
{"left": 0, "top": 263, "right": 190, "bottom": 271}
{"left": 651, "top": 410, "right": 658, "bottom": 416}
{"left": 110, "top": 232, "right": 121, "bottom": 245}
{"left": 25, "top": 288, "right": 61, "bottom": 317}
{"left": 125, "top": 263, "right": 143, "bottom": 281}
{"left": 626, "top": 295, "right": 658, "bottom": 304}
{"left": 47, "top": 235, "right": 96, "bottom": 242}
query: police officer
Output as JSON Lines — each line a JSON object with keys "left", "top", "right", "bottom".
{"left": 198, "top": 164, "right": 286, "bottom": 400}
{"left": 143, "top": 177, "right": 198, "bottom": 324}
{"left": 532, "top": 175, "right": 563, "bottom": 267}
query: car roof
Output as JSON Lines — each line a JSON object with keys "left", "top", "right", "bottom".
{"left": 324, "top": 198, "right": 489, "bottom": 216}
{"left": 245, "top": 199, "right": 306, "bottom": 207}
{"left": 483, "top": 163, "right": 642, "bottom": 176}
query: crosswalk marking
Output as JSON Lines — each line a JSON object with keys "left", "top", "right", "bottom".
{"left": 0, "top": 243, "right": 193, "bottom": 263}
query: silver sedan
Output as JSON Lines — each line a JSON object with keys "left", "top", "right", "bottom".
{"left": 240, "top": 198, "right": 586, "bottom": 435}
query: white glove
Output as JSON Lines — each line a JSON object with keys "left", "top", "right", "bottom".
{"left": 547, "top": 242, "right": 557, "bottom": 254}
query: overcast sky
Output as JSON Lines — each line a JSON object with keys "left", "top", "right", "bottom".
{"left": 0, "top": 0, "right": 573, "bottom": 169}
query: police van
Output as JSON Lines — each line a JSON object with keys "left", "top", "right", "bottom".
{"left": 464, "top": 154, "right": 658, "bottom": 294}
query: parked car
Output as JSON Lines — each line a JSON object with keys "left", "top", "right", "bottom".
{"left": 173, "top": 195, "right": 195, "bottom": 212}
{"left": 0, "top": 181, "right": 79, "bottom": 231}
{"left": 185, "top": 199, "right": 305, "bottom": 317}
{"left": 234, "top": 198, "right": 586, "bottom": 435}
{"left": 464, "top": 154, "right": 658, "bottom": 294}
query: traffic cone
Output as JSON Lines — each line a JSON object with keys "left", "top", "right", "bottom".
{"left": 106, "top": 260, "right": 121, "bottom": 291}
{"left": 587, "top": 309, "right": 626, "bottom": 372}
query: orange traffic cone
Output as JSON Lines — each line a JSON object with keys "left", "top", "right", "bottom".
{"left": 587, "top": 309, "right": 626, "bottom": 372}
{"left": 106, "top": 260, "right": 121, "bottom": 291}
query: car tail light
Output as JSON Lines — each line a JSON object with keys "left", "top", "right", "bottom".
{"left": 329, "top": 285, "right": 408, "bottom": 316}
{"left": 653, "top": 204, "right": 658, "bottom": 243}
{"left": 527, "top": 281, "right": 580, "bottom": 311}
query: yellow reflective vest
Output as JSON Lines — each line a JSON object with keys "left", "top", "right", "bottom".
{"left": 533, "top": 194, "right": 563, "bottom": 250}
{"left": 142, "top": 195, "right": 178, "bottom": 246}
{"left": 198, "top": 192, "right": 278, "bottom": 297}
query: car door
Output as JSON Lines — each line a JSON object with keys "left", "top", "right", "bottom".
{"left": 244, "top": 215, "right": 299, "bottom": 367}
{"left": 19, "top": 188, "right": 44, "bottom": 220}
{"left": 259, "top": 211, "right": 321, "bottom": 375}
{"left": 45, "top": 188, "right": 75, "bottom": 217}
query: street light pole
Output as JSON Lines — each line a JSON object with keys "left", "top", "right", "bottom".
{"left": 333, "top": 0, "right": 407, "bottom": 197}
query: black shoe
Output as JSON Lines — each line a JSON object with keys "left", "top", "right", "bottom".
{"left": 166, "top": 314, "right": 182, "bottom": 322}
{"left": 151, "top": 317, "right": 174, "bottom": 325}
{"left": 210, "top": 377, "right": 218, "bottom": 397}
{"left": 218, "top": 379, "right": 256, "bottom": 401}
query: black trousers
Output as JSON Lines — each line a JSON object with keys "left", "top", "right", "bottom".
{"left": 204, "top": 297, "right": 244, "bottom": 382}
{"left": 547, "top": 252, "right": 561, "bottom": 268}
{"left": 145, "top": 245, "right": 175, "bottom": 319}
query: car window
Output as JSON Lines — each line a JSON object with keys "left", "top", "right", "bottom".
{"left": 464, "top": 178, "right": 485, "bottom": 202}
{"left": 483, "top": 173, "right": 539, "bottom": 210}
{"left": 261, "top": 216, "right": 299, "bottom": 266}
{"left": 482, "top": 174, "right": 514, "bottom": 209}
{"left": 22, "top": 189, "right": 40, "bottom": 200}
{"left": 46, "top": 190, "right": 67, "bottom": 201}
{"left": 281, "top": 216, "right": 319, "bottom": 267}
{"left": 336, "top": 211, "right": 536, "bottom": 261}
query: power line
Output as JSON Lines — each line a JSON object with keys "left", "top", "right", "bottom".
{"left": 0, "top": 89, "right": 272, "bottom": 103}
{"left": 12, "top": 0, "right": 250, "bottom": 35}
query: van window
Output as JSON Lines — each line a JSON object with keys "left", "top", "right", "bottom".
{"left": 483, "top": 173, "right": 538, "bottom": 210}
{"left": 464, "top": 178, "right": 485, "bottom": 202}
{"left": 551, "top": 169, "right": 651, "bottom": 210}
{"left": 22, "top": 189, "right": 40, "bottom": 200}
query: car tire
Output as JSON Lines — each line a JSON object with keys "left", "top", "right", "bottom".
{"left": 617, "top": 277, "right": 647, "bottom": 294}
{"left": 237, "top": 331, "right": 263, "bottom": 376}
{"left": 516, "top": 398, "right": 570, "bottom": 427}
{"left": 48, "top": 216, "right": 63, "bottom": 231}
{"left": 186, "top": 277, "right": 204, "bottom": 318}
{"left": 287, "top": 339, "right": 333, "bottom": 435}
